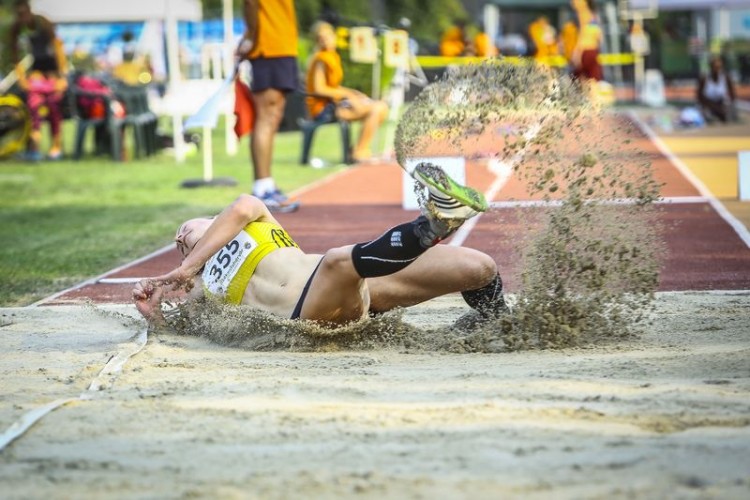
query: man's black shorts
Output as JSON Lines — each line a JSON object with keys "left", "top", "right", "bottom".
{"left": 249, "top": 57, "right": 299, "bottom": 93}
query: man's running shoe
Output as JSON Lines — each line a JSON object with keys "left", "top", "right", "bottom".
{"left": 259, "top": 190, "right": 301, "bottom": 213}
{"left": 412, "top": 162, "right": 488, "bottom": 220}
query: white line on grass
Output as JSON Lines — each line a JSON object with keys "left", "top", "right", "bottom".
{"left": 628, "top": 111, "right": 750, "bottom": 248}
{"left": 32, "top": 243, "right": 176, "bottom": 307}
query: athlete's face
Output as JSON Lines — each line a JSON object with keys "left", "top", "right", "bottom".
{"left": 174, "top": 218, "right": 212, "bottom": 259}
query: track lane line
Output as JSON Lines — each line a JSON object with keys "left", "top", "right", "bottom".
{"left": 449, "top": 159, "right": 514, "bottom": 247}
{"left": 628, "top": 111, "right": 750, "bottom": 248}
{"left": 32, "top": 243, "right": 175, "bottom": 307}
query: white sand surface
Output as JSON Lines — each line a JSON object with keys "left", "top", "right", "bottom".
{"left": 1, "top": 292, "right": 749, "bottom": 499}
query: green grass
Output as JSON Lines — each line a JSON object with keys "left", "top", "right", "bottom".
{"left": 0, "top": 120, "right": 351, "bottom": 306}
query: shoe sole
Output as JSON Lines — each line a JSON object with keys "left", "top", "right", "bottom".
{"left": 265, "top": 201, "right": 301, "bottom": 214}
{"left": 413, "top": 162, "right": 488, "bottom": 213}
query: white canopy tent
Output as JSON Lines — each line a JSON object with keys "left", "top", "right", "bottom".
{"left": 32, "top": 0, "right": 202, "bottom": 85}
{"left": 31, "top": 0, "right": 239, "bottom": 165}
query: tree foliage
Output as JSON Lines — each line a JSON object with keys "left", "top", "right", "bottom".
{"left": 200, "top": 0, "right": 467, "bottom": 47}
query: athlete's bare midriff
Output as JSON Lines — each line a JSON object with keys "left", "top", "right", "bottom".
{"left": 241, "top": 247, "right": 324, "bottom": 317}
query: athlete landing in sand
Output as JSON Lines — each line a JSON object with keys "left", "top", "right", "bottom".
{"left": 133, "top": 164, "right": 508, "bottom": 327}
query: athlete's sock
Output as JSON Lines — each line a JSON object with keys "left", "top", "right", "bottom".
{"left": 462, "top": 273, "right": 508, "bottom": 318}
{"left": 351, "top": 217, "right": 438, "bottom": 278}
{"left": 253, "top": 177, "right": 276, "bottom": 197}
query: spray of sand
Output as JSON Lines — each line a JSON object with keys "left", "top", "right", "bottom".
{"left": 397, "top": 61, "right": 663, "bottom": 351}
{"left": 164, "top": 61, "right": 662, "bottom": 352}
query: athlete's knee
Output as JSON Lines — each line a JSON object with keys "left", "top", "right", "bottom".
{"left": 320, "top": 246, "right": 359, "bottom": 280}
{"left": 463, "top": 253, "right": 498, "bottom": 288}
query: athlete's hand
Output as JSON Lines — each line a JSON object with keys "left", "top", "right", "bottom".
{"left": 132, "top": 279, "right": 166, "bottom": 325}
{"left": 151, "top": 266, "right": 196, "bottom": 293}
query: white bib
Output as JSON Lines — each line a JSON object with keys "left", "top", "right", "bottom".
{"left": 201, "top": 231, "right": 258, "bottom": 298}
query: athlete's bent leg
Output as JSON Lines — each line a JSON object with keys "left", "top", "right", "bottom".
{"left": 299, "top": 216, "right": 453, "bottom": 323}
{"left": 366, "top": 245, "right": 498, "bottom": 312}
{"left": 300, "top": 164, "right": 490, "bottom": 323}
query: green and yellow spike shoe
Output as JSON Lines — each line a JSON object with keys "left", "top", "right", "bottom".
{"left": 413, "top": 162, "right": 488, "bottom": 220}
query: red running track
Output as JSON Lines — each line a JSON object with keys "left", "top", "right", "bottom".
{"left": 42, "top": 114, "right": 750, "bottom": 305}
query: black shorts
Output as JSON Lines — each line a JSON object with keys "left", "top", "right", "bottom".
{"left": 249, "top": 57, "right": 299, "bottom": 93}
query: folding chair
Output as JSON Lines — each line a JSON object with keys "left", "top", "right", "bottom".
{"left": 298, "top": 95, "right": 352, "bottom": 166}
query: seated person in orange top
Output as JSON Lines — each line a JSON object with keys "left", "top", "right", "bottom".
{"left": 529, "top": 16, "right": 559, "bottom": 63}
{"left": 306, "top": 21, "right": 388, "bottom": 162}
{"left": 473, "top": 24, "right": 498, "bottom": 58}
{"left": 440, "top": 20, "right": 474, "bottom": 57}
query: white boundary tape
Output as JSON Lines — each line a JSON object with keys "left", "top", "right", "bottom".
{"left": 0, "top": 327, "right": 148, "bottom": 452}
{"left": 628, "top": 111, "right": 750, "bottom": 248}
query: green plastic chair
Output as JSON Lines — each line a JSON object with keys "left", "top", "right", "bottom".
{"left": 113, "top": 83, "right": 158, "bottom": 158}
{"left": 69, "top": 84, "right": 125, "bottom": 161}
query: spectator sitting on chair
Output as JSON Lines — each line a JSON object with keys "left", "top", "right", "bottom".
{"left": 697, "top": 56, "right": 737, "bottom": 124}
{"left": 8, "top": 0, "right": 69, "bottom": 161}
{"left": 473, "top": 23, "right": 498, "bottom": 58}
{"left": 112, "top": 31, "right": 151, "bottom": 86}
{"left": 306, "top": 21, "right": 388, "bottom": 163}
{"left": 440, "top": 19, "right": 473, "bottom": 57}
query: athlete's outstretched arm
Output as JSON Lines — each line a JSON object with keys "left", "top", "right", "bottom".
{"left": 133, "top": 194, "right": 275, "bottom": 323}
{"left": 158, "top": 194, "right": 276, "bottom": 288}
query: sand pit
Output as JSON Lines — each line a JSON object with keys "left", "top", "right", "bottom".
{"left": 1, "top": 293, "right": 749, "bottom": 499}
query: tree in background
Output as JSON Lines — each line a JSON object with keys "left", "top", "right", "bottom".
{"left": 199, "top": 0, "right": 466, "bottom": 50}
{"left": 0, "top": 0, "right": 16, "bottom": 75}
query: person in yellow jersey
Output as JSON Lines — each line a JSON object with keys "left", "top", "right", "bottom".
{"left": 570, "top": 0, "right": 603, "bottom": 81}
{"left": 133, "top": 164, "right": 508, "bottom": 328}
{"left": 237, "top": 0, "right": 301, "bottom": 213}
{"left": 306, "top": 21, "right": 388, "bottom": 163}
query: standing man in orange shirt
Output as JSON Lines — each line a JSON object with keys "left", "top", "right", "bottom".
{"left": 237, "top": 0, "right": 300, "bottom": 213}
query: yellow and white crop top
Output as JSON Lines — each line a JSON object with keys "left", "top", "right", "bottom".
{"left": 201, "top": 221, "right": 299, "bottom": 304}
